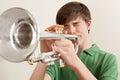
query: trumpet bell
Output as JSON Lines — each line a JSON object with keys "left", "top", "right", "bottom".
{"left": 0, "top": 8, "right": 38, "bottom": 62}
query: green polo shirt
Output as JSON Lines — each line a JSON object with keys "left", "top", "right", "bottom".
{"left": 46, "top": 44, "right": 118, "bottom": 80}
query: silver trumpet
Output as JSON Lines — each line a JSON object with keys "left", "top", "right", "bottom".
{"left": 0, "top": 7, "right": 78, "bottom": 67}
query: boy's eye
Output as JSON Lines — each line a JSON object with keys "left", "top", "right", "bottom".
{"left": 63, "top": 22, "right": 80, "bottom": 30}
{"left": 73, "top": 22, "right": 80, "bottom": 26}
{"left": 64, "top": 24, "right": 68, "bottom": 27}
{"left": 64, "top": 25, "right": 69, "bottom": 29}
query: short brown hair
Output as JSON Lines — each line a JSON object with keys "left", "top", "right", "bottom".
{"left": 56, "top": 1, "right": 91, "bottom": 25}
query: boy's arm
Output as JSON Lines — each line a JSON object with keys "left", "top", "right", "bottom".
{"left": 30, "top": 62, "right": 51, "bottom": 80}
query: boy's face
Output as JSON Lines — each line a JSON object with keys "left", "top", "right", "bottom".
{"left": 63, "top": 17, "right": 91, "bottom": 46}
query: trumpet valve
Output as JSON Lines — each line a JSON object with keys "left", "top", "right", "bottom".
{"left": 55, "top": 27, "right": 64, "bottom": 34}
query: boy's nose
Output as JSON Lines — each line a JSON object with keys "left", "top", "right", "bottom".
{"left": 68, "top": 26, "right": 75, "bottom": 34}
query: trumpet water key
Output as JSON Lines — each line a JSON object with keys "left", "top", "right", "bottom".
{"left": 0, "top": 7, "right": 78, "bottom": 66}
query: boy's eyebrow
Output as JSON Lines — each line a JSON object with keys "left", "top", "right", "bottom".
{"left": 73, "top": 22, "right": 80, "bottom": 24}
{"left": 63, "top": 21, "right": 81, "bottom": 26}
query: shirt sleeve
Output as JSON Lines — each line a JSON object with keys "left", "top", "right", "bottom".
{"left": 46, "top": 61, "right": 60, "bottom": 80}
{"left": 99, "top": 54, "right": 118, "bottom": 80}
{"left": 46, "top": 65, "right": 56, "bottom": 80}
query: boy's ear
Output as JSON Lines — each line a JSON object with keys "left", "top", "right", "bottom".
{"left": 87, "top": 20, "right": 92, "bottom": 30}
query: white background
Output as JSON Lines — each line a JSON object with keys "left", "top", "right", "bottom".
{"left": 0, "top": 0, "right": 119, "bottom": 80}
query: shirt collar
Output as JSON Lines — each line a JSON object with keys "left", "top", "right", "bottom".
{"left": 83, "top": 44, "right": 100, "bottom": 56}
